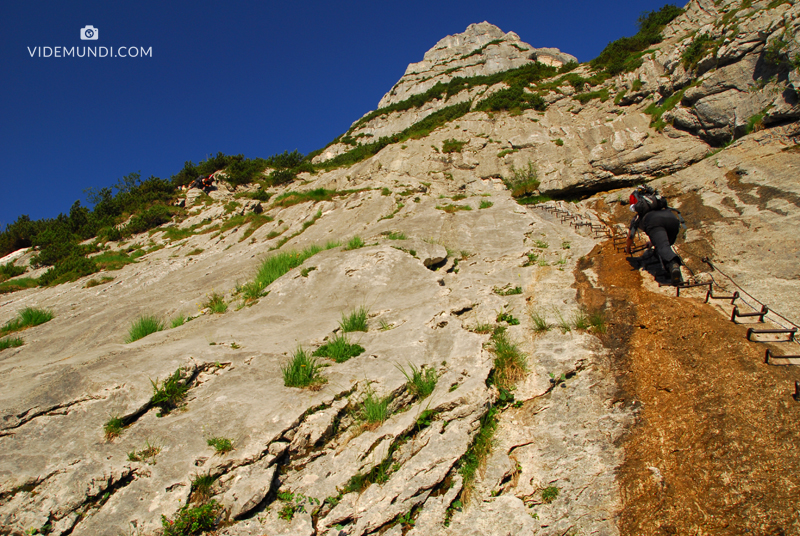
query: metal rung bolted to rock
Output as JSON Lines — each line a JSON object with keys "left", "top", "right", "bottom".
{"left": 731, "top": 305, "right": 769, "bottom": 323}
{"left": 705, "top": 288, "right": 739, "bottom": 305}
{"left": 747, "top": 327, "right": 797, "bottom": 342}
{"left": 764, "top": 349, "right": 800, "bottom": 366}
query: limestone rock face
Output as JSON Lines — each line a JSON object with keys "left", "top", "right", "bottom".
{"left": 2, "top": 2, "right": 800, "bottom": 536}
{"left": 378, "top": 22, "right": 577, "bottom": 109}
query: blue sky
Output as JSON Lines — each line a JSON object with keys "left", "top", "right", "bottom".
{"left": 1, "top": 0, "right": 678, "bottom": 227}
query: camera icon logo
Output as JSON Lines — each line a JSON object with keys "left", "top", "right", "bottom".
{"left": 80, "top": 25, "right": 99, "bottom": 40}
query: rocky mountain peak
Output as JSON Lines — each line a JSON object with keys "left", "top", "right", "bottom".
{"left": 377, "top": 22, "right": 577, "bottom": 108}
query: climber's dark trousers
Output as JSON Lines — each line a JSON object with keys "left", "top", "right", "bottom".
{"left": 640, "top": 210, "right": 680, "bottom": 264}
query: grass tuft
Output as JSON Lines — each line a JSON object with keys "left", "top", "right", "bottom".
{"left": 457, "top": 406, "right": 498, "bottom": 503}
{"left": 572, "top": 309, "right": 589, "bottom": 330}
{"left": 345, "top": 236, "right": 365, "bottom": 250}
{"left": 150, "top": 368, "right": 190, "bottom": 414}
{"left": 530, "top": 310, "right": 550, "bottom": 332}
{"left": 589, "top": 310, "right": 607, "bottom": 334}
{"left": 397, "top": 362, "right": 438, "bottom": 399}
{"left": 126, "top": 315, "right": 165, "bottom": 343}
{"left": 1, "top": 307, "right": 54, "bottom": 337}
{"left": 0, "top": 336, "right": 24, "bottom": 351}
{"left": 312, "top": 333, "right": 364, "bottom": 363}
{"left": 356, "top": 386, "right": 391, "bottom": 426}
{"left": 340, "top": 306, "right": 369, "bottom": 332}
{"left": 207, "top": 437, "right": 234, "bottom": 454}
{"left": 489, "top": 329, "right": 528, "bottom": 391}
{"left": 170, "top": 314, "right": 186, "bottom": 328}
{"left": 479, "top": 200, "right": 493, "bottom": 209}
{"left": 203, "top": 292, "right": 227, "bottom": 314}
{"left": 104, "top": 416, "right": 125, "bottom": 440}
{"left": 541, "top": 485, "right": 560, "bottom": 503}
{"left": 162, "top": 500, "right": 221, "bottom": 536}
{"left": 282, "top": 347, "right": 326, "bottom": 388}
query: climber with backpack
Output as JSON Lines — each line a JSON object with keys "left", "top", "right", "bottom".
{"left": 624, "top": 185, "right": 684, "bottom": 285}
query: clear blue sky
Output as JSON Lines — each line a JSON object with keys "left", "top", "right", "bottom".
{"left": 1, "top": 0, "right": 679, "bottom": 227}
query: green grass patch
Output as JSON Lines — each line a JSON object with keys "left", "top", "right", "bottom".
{"left": 282, "top": 346, "right": 326, "bottom": 388}
{"left": 436, "top": 204, "right": 472, "bottom": 213}
{"left": 573, "top": 88, "right": 609, "bottom": 104}
{"left": 589, "top": 310, "right": 607, "bottom": 334}
{"left": 490, "top": 328, "right": 528, "bottom": 391}
{"left": 457, "top": 406, "right": 498, "bottom": 502}
{"left": 355, "top": 386, "right": 391, "bottom": 426}
{"left": 340, "top": 305, "right": 369, "bottom": 332}
{"left": 150, "top": 367, "right": 190, "bottom": 415}
{"left": 397, "top": 362, "right": 438, "bottom": 399}
{"left": 682, "top": 33, "right": 718, "bottom": 71}
{"left": 494, "top": 285, "right": 522, "bottom": 296}
{"left": 85, "top": 276, "right": 114, "bottom": 288}
{"left": 104, "top": 416, "right": 125, "bottom": 440}
{"left": 0, "top": 336, "right": 24, "bottom": 351}
{"left": 186, "top": 248, "right": 204, "bottom": 256}
{"left": 383, "top": 231, "right": 407, "bottom": 240}
{"left": 479, "top": 200, "right": 493, "bottom": 209}
{"left": 0, "top": 277, "right": 39, "bottom": 294}
{"left": 126, "top": 315, "right": 165, "bottom": 343}
{"left": 207, "top": 437, "right": 234, "bottom": 454}
{"left": 541, "top": 486, "right": 559, "bottom": 503}
{"left": 170, "top": 314, "right": 186, "bottom": 328}
{"left": 313, "top": 333, "right": 365, "bottom": 363}
{"left": 345, "top": 236, "right": 365, "bottom": 250}
{"left": 1, "top": 307, "right": 54, "bottom": 337}
{"left": 248, "top": 244, "right": 326, "bottom": 297}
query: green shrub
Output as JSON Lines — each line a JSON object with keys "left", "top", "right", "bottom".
{"left": 282, "top": 347, "right": 325, "bottom": 388}
{"left": 273, "top": 188, "right": 339, "bottom": 208}
{"left": 397, "top": 362, "right": 438, "bottom": 399}
{"left": 126, "top": 315, "right": 165, "bottom": 343}
{"left": 573, "top": 88, "right": 609, "bottom": 104}
{"left": 207, "top": 437, "right": 234, "bottom": 454}
{"left": 590, "top": 5, "right": 684, "bottom": 75}
{"left": 442, "top": 139, "right": 467, "bottom": 153}
{"left": 503, "top": 161, "right": 539, "bottom": 198}
{"left": 312, "top": 333, "right": 364, "bottom": 363}
{"left": 150, "top": 367, "right": 190, "bottom": 414}
{"left": 682, "top": 33, "right": 717, "bottom": 71}
{"left": 124, "top": 205, "right": 173, "bottom": 236}
{"left": 496, "top": 312, "right": 520, "bottom": 325}
{"left": 0, "top": 336, "right": 24, "bottom": 351}
{"left": 475, "top": 85, "right": 546, "bottom": 114}
{"left": 1, "top": 307, "right": 54, "bottom": 337}
{"left": 479, "top": 200, "right": 493, "bottom": 209}
{"left": 39, "top": 254, "right": 98, "bottom": 286}
{"left": 0, "top": 263, "right": 25, "bottom": 282}
{"left": 162, "top": 500, "right": 221, "bottom": 536}
{"left": 340, "top": 306, "right": 369, "bottom": 332}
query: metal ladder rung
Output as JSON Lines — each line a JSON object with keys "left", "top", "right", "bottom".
{"left": 765, "top": 349, "right": 800, "bottom": 365}
{"left": 705, "top": 289, "right": 739, "bottom": 305}
{"left": 676, "top": 282, "right": 712, "bottom": 297}
{"left": 731, "top": 305, "right": 768, "bottom": 323}
{"left": 747, "top": 327, "right": 797, "bottom": 342}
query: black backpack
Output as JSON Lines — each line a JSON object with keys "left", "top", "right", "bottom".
{"left": 632, "top": 185, "right": 668, "bottom": 216}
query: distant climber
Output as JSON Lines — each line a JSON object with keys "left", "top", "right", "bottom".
{"left": 189, "top": 173, "right": 216, "bottom": 193}
{"left": 624, "top": 185, "right": 683, "bottom": 285}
